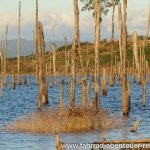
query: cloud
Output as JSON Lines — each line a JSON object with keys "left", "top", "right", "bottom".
{"left": 0, "top": 11, "right": 74, "bottom": 40}
{"left": 127, "top": 8, "right": 149, "bottom": 35}
{"left": 0, "top": 7, "right": 149, "bottom": 41}
{"left": 100, "top": 6, "right": 150, "bottom": 40}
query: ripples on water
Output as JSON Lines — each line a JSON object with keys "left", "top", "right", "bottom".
{"left": 0, "top": 75, "right": 150, "bottom": 150}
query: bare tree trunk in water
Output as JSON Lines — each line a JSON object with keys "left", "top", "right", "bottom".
{"left": 142, "top": 8, "right": 150, "bottom": 107}
{"left": 18, "top": 1, "right": 22, "bottom": 85}
{"left": 118, "top": 4, "right": 123, "bottom": 82}
{"left": 94, "top": 0, "right": 101, "bottom": 111}
{"left": 37, "top": 22, "right": 49, "bottom": 110}
{"left": 35, "top": 0, "right": 39, "bottom": 85}
{"left": 122, "top": 0, "right": 129, "bottom": 116}
{"left": 70, "top": 0, "right": 80, "bottom": 109}
{"left": 2, "top": 25, "right": 8, "bottom": 85}
{"left": 110, "top": 0, "right": 116, "bottom": 86}
{"left": 132, "top": 32, "right": 141, "bottom": 83}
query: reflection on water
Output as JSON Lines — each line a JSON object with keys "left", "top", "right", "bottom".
{"left": 0, "top": 76, "right": 150, "bottom": 150}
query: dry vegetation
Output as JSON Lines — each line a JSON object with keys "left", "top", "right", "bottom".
{"left": 6, "top": 108, "right": 123, "bottom": 134}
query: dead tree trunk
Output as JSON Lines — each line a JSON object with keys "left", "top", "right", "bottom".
{"left": 132, "top": 54, "right": 136, "bottom": 81}
{"left": 102, "top": 68, "right": 107, "bottom": 96}
{"left": 74, "top": 0, "right": 79, "bottom": 42}
{"left": 110, "top": 0, "right": 116, "bottom": 86}
{"left": 86, "top": 56, "right": 90, "bottom": 79}
{"left": 87, "top": 80, "right": 93, "bottom": 109}
{"left": 52, "top": 26, "right": 56, "bottom": 80}
{"left": 1, "top": 47, "right": 4, "bottom": 86}
{"left": 132, "top": 32, "right": 141, "bottom": 83}
{"left": 24, "top": 75, "right": 29, "bottom": 86}
{"left": 70, "top": 0, "right": 80, "bottom": 109}
{"left": 3, "top": 25, "right": 8, "bottom": 85}
{"left": 142, "top": 8, "right": 150, "bottom": 107}
{"left": 131, "top": 120, "right": 140, "bottom": 132}
{"left": 17, "top": 1, "right": 22, "bottom": 85}
{"left": 64, "top": 36, "right": 68, "bottom": 77}
{"left": 37, "top": 22, "right": 49, "bottom": 109}
{"left": 11, "top": 74, "right": 16, "bottom": 89}
{"left": 0, "top": 80, "right": 2, "bottom": 97}
{"left": 78, "top": 43, "right": 84, "bottom": 75}
{"left": 118, "top": 4, "right": 123, "bottom": 82}
{"left": 70, "top": 44, "right": 76, "bottom": 109}
{"left": 35, "top": 0, "right": 39, "bottom": 85}
{"left": 0, "top": 52, "right": 3, "bottom": 92}
{"left": 115, "top": 53, "right": 117, "bottom": 71}
{"left": 122, "top": 0, "right": 129, "bottom": 116}
{"left": 70, "top": 76, "right": 76, "bottom": 109}
{"left": 81, "top": 78, "right": 87, "bottom": 111}
{"left": 53, "top": 46, "right": 57, "bottom": 86}
{"left": 45, "top": 63, "right": 48, "bottom": 76}
{"left": 67, "top": 51, "right": 70, "bottom": 75}
{"left": 49, "top": 52, "right": 53, "bottom": 88}
{"left": 146, "top": 61, "right": 149, "bottom": 83}
{"left": 94, "top": 0, "right": 101, "bottom": 111}
{"left": 1, "top": 26, "right": 8, "bottom": 85}
{"left": 127, "top": 79, "right": 130, "bottom": 109}
{"left": 143, "top": 55, "right": 146, "bottom": 107}
{"left": 60, "top": 80, "right": 64, "bottom": 114}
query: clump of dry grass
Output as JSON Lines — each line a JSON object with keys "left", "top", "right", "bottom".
{"left": 6, "top": 108, "right": 122, "bottom": 134}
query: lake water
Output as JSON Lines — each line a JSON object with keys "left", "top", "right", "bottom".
{"left": 0, "top": 76, "right": 150, "bottom": 150}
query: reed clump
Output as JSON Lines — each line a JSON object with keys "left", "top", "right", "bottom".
{"left": 6, "top": 108, "right": 121, "bottom": 134}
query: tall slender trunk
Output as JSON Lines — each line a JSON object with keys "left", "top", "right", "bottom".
{"left": 94, "top": 0, "right": 101, "bottom": 111}
{"left": 60, "top": 80, "right": 64, "bottom": 114}
{"left": 52, "top": 27, "right": 56, "bottom": 79}
{"left": 110, "top": 0, "right": 115, "bottom": 86}
{"left": 132, "top": 32, "right": 141, "bottom": 83}
{"left": 132, "top": 54, "right": 136, "bottom": 81}
{"left": 102, "top": 68, "right": 107, "bottom": 96}
{"left": 70, "top": 0, "right": 80, "bottom": 109}
{"left": 118, "top": 4, "right": 123, "bottom": 80}
{"left": 87, "top": 80, "right": 93, "bottom": 109}
{"left": 143, "top": 54, "right": 146, "bottom": 107}
{"left": 81, "top": 78, "right": 87, "bottom": 111}
{"left": 37, "top": 22, "right": 49, "bottom": 109}
{"left": 64, "top": 36, "right": 68, "bottom": 76}
{"left": 18, "top": 1, "right": 22, "bottom": 85}
{"left": 74, "top": 0, "right": 80, "bottom": 45}
{"left": 70, "top": 42, "right": 76, "bottom": 109}
{"left": 72, "top": 0, "right": 82, "bottom": 74}
{"left": 142, "top": 7, "right": 150, "bottom": 106}
{"left": 122, "top": 0, "right": 129, "bottom": 116}
{"left": 140, "top": 48, "right": 142, "bottom": 81}
{"left": 52, "top": 44, "right": 56, "bottom": 78}
{"left": 35, "top": 0, "right": 39, "bottom": 85}
{"left": 3, "top": 25, "right": 8, "bottom": 85}
{"left": 49, "top": 52, "right": 53, "bottom": 88}
{"left": 78, "top": 43, "right": 84, "bottom": 75}
{"left": 1, "top": 39, "right": 5, "bottom": 86}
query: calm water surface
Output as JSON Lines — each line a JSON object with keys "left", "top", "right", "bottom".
{"left": 0, "top": 76, "right": 150, "bottom": 150}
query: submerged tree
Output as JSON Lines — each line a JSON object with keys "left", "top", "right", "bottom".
{"left": 37, "top": 22, "right": 49, "bottom": 109}
{"left": 122, "top": 0, "right": 129, "bottom": 116}
{"left": 35, "top": 0, "right": 39, "bottom": 85}
{"left": 94, "top": 0, "right": 101, "bottom": 111}
{"left": 70, "top": 0, "right": 80, "bottom": 109}
{"left": 110, "top": 0, "right": 116, "bottom": 87}
{"left": 17, "top": 1, "right": 22, "bottom": 85}
{"left": 1, "top": 25, "right": 8, "bottom": 86}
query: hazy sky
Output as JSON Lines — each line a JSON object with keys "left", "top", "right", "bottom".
{"left": 0, "top": 0, "right": 149, "bottom": 41}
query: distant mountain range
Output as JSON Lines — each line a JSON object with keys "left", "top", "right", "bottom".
{"left": 0, "top": 39, "right": 68, "bottom": 58}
